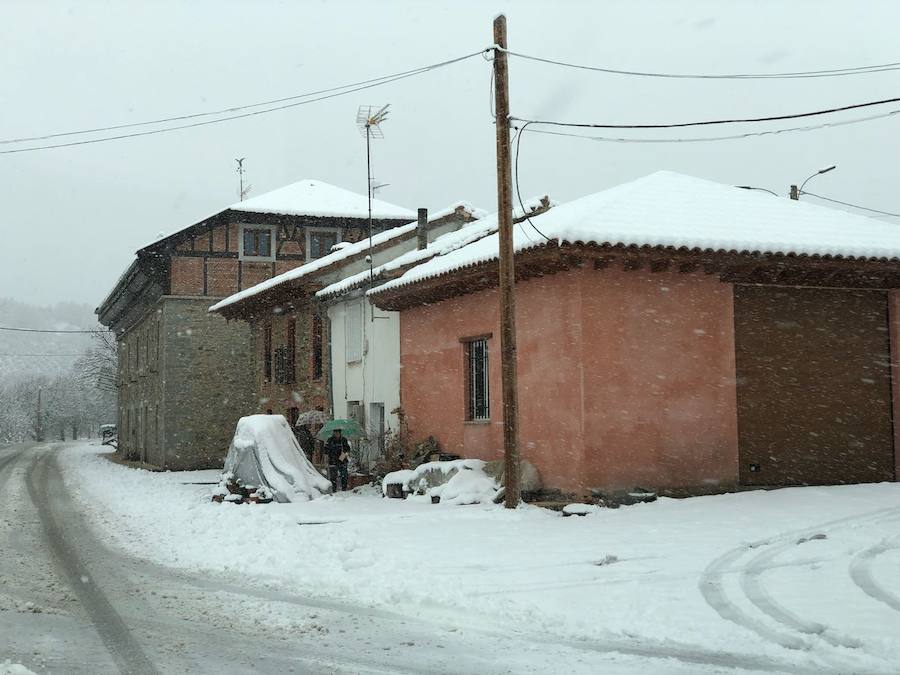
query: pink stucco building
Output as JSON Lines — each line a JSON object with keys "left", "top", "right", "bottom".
{"left": 371, "top": 173, "right": 900, "bottom": 496}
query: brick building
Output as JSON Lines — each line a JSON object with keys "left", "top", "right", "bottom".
{"left": 96, "top": 179, "right": 413, "bottom": 469}
{"left": 370, "top": 172, "right": 900, "bottom": 495}
{"left": 211, "top": 203, "right": 482, "bottom": 469}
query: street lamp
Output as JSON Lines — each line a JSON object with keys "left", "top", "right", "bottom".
{"left": 791, "top": 165, "right": 837, "bottom": 200}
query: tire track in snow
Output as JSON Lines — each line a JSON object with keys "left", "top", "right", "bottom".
{"left": 700, "top": 543, "right": 813, "bottom": 651}
{"left": 849, "top": 536, "right": 900, "bottom": 613}
{"left": 26, "top": 449, "right": 160, "bottom": 675}
{"left": 740, "top": 541, "right": 861, "bottom": 649}
{"left": 0, "top": 446, "right": 27, "bottom": 493}
{"left": 699, "top": 505, "right": 900, "bottom": 672}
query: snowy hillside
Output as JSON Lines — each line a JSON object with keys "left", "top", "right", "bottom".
{"left": 0, "top": 299, "right": 99, "bottom": 381}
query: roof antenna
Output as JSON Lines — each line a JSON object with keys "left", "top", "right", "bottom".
{"left": 235, "top": 157, "right": 252, "bottom": 201}
{"left": 356, "top": 104, "right": 390, "bottom": 305}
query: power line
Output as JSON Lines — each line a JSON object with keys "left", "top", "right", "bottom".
{"left": 0, "top": 326, "right": 100, "bottom": 334}
{"left": 513, "top": 121, "right": 553, "bottom": 242}
{"left": 502, "top": 48, "right": 900, "bottom": 80}
{"left": 518, "top": 108, "right": 900, "bottom": 143}
{"left": 800, "top": 191, "right": 900, "bottom": 218}
{"left": 0, "top": 353, "right": 83, "bottom": 357}
{"left": 511, "top": 95, "right": 900, "bottom": 131}
{"left": 0, "top": 50, "right": 488, "bottom": 155}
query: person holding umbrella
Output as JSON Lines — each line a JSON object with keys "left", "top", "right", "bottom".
{"left": 324, "top": 427, "right": 351, "bottom": 491}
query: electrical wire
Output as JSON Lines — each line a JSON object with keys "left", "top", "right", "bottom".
{"left": 0, "top": 326, "right": 101, "bottom": 334}
{"left": 508, "top": 125, "right": 533, "bottom": 243}
{"left": 0, "top": 353, "right": 83, "bottom": 357}
{"left": 0, "top": 49, "right": 489, "bottom": 155}
{"left": 800, "top": 191, "right": 900, "bottom": 218}
{"left": 502, "top": 48, "right": 900, "bottom": 80}
{"left": 513, "top": 121, "right": 553, "bottom": 242}
{"left": 518, "top": 108, "right": 900, "bottom": 143}
{"left": 511, "top": 95, "right": 900, "bottom": 131}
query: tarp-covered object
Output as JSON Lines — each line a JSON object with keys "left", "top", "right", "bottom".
{"left": 223, "top": 415, "right": 331, "bottom": 502}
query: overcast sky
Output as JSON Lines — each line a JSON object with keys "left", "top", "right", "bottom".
{"left": 3, "top": 0, "right": 900, "bottom": 308}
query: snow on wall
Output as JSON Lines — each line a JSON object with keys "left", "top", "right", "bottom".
{"left": 370, "top": 171, "right": 900, "bottom": 296}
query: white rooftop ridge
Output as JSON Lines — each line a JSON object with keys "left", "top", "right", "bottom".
{"left": 209, "top": 201, "right": 484, "bottom": 312}
{"left": 136, "top": 178, "right": 414, "bottom": 253}
{"left": 319, "top": 195, "right": 549, "bottom": 299}
{"left": 369, "top": 171, "right": 900, "bottom": 296}
{"left": 229, "top": 178, "right": 415, "bottom": 220}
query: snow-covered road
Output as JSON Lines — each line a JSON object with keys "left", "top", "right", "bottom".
{"left": 2, "top": 442, "right": 791, "bottom": 675}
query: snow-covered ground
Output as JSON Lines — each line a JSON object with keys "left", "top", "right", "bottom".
{"left": 60, "top": 444, "right": 900, "bottom": 673}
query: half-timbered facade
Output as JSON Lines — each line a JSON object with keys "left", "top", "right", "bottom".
{"left": 96, "top": 179, "right": 413, "bottom": 469}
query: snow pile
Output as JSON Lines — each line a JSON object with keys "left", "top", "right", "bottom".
{"left": 222, "top": 415, "right": 331, "bottom": 503}
{"left": 383, "top": 459, "right": 498, "bottom": 504}
{"left": 563, "top": 503, "right": 602, "bottom": 516}
{"left": 370, "top": 171, "right": 900, "bottom": 295}
{"left": 431, "top": 465, "right": 499, "bottom": 505}
{"left": 381, "top": 469, "right": 416, "bottom": 494}
{"left": 1, "top": 663, "right": 36, "bottom": 675}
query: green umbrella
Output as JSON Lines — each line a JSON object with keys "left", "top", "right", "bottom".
{"left": 316, "top": 418, "right": 365, "bottom": 440}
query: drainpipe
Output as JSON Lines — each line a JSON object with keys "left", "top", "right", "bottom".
{"left": 416, "top": 208, "right": 428, "bottom": 250}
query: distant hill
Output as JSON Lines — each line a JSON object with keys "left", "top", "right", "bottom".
{"left": 0, "top": 298, "right": 100, "bottom": 382}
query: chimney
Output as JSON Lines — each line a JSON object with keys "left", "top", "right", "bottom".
{"left": 416, "top": 208, "right": 428, "bottom": 250}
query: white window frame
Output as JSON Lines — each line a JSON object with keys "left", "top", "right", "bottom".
{"left": 306, "top": 227, "right": 343, "bottom": 261}
{"left": 238, "top": 223, "right": 277, "bottom": 262}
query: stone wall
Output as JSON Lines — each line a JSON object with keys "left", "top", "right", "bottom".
{"left": 160, "top": 297, "right": 257, "bottom": 470}
{"left": 116, "top": 303, "right": 164, "bottom": 464}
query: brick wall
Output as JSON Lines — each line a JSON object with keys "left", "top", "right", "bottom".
{"left": 170, "top": 257, "right": 204, "bottom": 296}
{"left": 251, "top": 298, "right": 330, "bottom": 420}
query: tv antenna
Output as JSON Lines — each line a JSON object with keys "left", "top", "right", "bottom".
{"left": 356, "top": 104, "right": 390, "bottom": 292}
{"left": 235, "top": 157, "right": 252, "bottom": 201}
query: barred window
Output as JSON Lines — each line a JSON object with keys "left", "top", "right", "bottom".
{"left": 464, "top": 338, "right": 490, "bottom": 421}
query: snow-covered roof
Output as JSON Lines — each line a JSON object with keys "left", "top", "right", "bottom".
{"left": 228, "top": 179, "right": 415, "bottom": 220}
{"left": 318, "top": 196, "right": 550, "bottom": 299}
{"left": 370, "top": 171, "right": 900, "bottom": 296}
{"left": 210, "top": 201, "right": 483, "bottom": 313}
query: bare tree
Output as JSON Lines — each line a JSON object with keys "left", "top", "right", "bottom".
{"left": 75, "top": 329, "right": 118, "bottom": 394}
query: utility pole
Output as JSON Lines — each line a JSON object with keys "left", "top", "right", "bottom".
{"left": 35, "top": 386, "right": 44, "bottom": 442}
{"left": 790, "top": 185, "right": 799, "bottom": 200}
{"left": 493, "top": 14, "right": 521, "bottom": 508}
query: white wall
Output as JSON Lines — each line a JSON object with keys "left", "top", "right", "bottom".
{"left": 327, "top": 294, "right": 401, "bottom": 468}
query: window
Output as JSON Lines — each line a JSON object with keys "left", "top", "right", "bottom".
{"left": 273, "top": 320, "right": 296, "bottom": 385}
{"left": 312, "top": 313, "right": 324, "bottom": 380}
{"left": 464, "top": 338, "right": 490, "bottom": 421}
{"left": 239, "top": 224, "right": 276, "bottom": 261}
{"left": 263, "top": 322, "right": 272, "bottom": 382}
{"left": 274, "top": 347, "right": 291, "bottom": 384}
{"left": 307, "top": 229, "right": 340, "bottom": 260}
{"left": 287, "top": 319, "right": 296, "bottom": 382}
{"left": 345, "top": 303, "right": 363, "bottom": 363}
